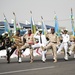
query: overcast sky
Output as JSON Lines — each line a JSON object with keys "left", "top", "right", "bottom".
{"left": 0, "top": 0, "right": 75, "bottom": 31}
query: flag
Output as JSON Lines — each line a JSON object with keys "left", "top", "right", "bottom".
{"left": 30, "top": 11, "right": 36, "bottom": 34}
{"left": 3, "top": 14, "right": 10, "bottom": 33}
{"left": 71, "top": 8, "right": 75, "bottom": 36}
{"left": 54, "top": 13, "right": 60, "bottom": 36}
{"left": 13, "top": 12, "right": 17, "bottom": 34}
{"left": 25, "top": 20, "right": 30, "bottom": 25}
{"left": 41, "top": 16, "right": 47, "bottom": 35}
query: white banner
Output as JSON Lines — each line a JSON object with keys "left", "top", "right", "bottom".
{"left": 0, "top": 48, "right": 42, "bottom": 59}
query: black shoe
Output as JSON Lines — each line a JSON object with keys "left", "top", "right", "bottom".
{"left": 7, "top": 51, "right": 10, "bottom": 63}
{"left": 7, "top": 56, "right": 10, "bottom": 63}
{"left": 53, "top": 59, "right": 57, "bottom": 63}
{"left": 64, "top": 59, "right": 68, "bottom": 61}
{"left": 67, "top": 52, "right": 71, "bottom": 56}
{"left": 7, "top": 60, "right": 10, "bottom": 63}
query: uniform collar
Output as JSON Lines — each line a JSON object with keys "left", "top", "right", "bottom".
{"left": 28, "top": 33, "right": 32, "bottom": 36}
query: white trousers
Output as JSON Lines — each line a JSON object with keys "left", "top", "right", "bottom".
{"left": 32, "top": 43, "right": 47, "bottom": 61}
{"left": 42, "top": 50, "right": 47, "bottom": 61}
{"left": 57, "top": 42, "right": 68, "bottom": 60}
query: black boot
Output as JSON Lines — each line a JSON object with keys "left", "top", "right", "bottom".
{"left": 7, "top": 50, "right": 10, "bottom": 63}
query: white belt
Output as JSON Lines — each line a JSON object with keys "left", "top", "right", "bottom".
{"left": 63, "top": 42, "right": 67, "bottom": 43}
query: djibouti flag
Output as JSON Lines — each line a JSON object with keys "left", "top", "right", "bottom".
{"left": 30, "top": 16, "right": 36, "bottom": 34}
{"left": 41, "top": 16, "right": 47, "bottom": 35}
{"left": 54, "top": 13, "right": 60, "bottom": 36}
{"left": 71, "top": 8, "right": 75, "bottom": 36}
{"left": 13, "top": 12, "right": 17, "bottom": 34}
{"left": 3, "top": 14, "right": 10, "bottom": 34}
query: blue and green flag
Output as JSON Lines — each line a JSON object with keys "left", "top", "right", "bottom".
{"left": 30, "top": 11, "right": 36, "bottom": 34}
{"left": 13, "top": 12, "right": 17, "bottom": 34}
{"left": 3, "top": 14, "right": 10, "bottom": 34}
{"left": 54, "top": 13, "right": 60, "bottom": 36}
{"left": 41, "top": 16, "right": 47, "bottom": 35}
{"left": 71, "top": 8, "right": 75, "bottom": 36}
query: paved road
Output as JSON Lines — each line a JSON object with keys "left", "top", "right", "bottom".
{"left": 0, "top": 54, "right": 75, "bottom": 75}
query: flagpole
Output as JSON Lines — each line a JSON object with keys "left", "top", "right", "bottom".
{"left": 54, "top": 11, "right": 57, "bottom": 33}
{"left": 30, "top": 11, "right": 32, "bottom": 16}
{"left": 41, "top": 16, "right": 47, "bottom": 35}
{"left": 54, "top": 12, "right": 60, "bottom": 36}
{"left": 13, "top": 12, "right": 17, "bottom": 35}
{"left": 71, "top": 8, "right": 75, "bottom": 36}
{"left": 30, "top": 11, "right": 32, "bottom": 29}
{"left": 41, "top": 16, "right": 44, "bottom": 34}
{"left": 3, "top": 13, "right": 10, "bottom": 34}
{"left": 30, "top": 11, "right": 33, "bottom": 32}
{"left": 30, "top": 11, "right": 36, "bottom": 34}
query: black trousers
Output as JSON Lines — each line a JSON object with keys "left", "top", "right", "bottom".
{"left": 6, "top": 46, "right": 16, "bottom": 63}
{"left": 0, "top": 46, "right": 5, "bottom": 50}
{"left": 10, "top": 47, "right": 16, "bottom": 56}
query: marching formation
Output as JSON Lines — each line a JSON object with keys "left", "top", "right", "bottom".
{"left": 0, "top": 27, "right": 75, "bottom": 64}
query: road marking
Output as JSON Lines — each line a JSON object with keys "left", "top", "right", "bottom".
{"left": 0, "top": 66, "right": 55, "bottom": 75}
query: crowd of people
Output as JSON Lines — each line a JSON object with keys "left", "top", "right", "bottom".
{"left": 0, "top": 28, "right": 75, "bottom": 64}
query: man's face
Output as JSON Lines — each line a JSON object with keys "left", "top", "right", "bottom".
{"left": 5, "top": 34, "right": 8, "bottom": 37}
{"left": 28, "top": 30, "right": 31, "bottom": 34}
{"left": 51, "top": 28, "right": 55, "bottom": 34}
{"left": 39, "top": 31, "right": 42, "bottom": 34}
{"left": 16, "top": 31, "right": 20, "bottom": 35}
{"left": 64, "top": 30, "right": 67, "bottom": 34}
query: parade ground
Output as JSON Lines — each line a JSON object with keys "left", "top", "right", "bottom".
{"left": 0, "top": 54, "right": 75, "bottom": 75}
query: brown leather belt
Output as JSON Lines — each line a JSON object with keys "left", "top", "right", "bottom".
{"left": 52, "top": 42, "right": 57, "bottom": 43}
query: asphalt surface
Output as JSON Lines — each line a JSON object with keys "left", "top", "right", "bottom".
{"left": 0, "top": 54, "right": 75, "bottom": 75}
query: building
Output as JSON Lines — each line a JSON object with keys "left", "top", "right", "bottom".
{"left": 0, "top": 21, "right": 54, "bottom": 35}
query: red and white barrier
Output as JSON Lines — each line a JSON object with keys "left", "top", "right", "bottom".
{"left": 0, "top": 48, "right": 42, "bottom": 59}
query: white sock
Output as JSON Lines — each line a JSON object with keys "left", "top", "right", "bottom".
{"left": 69, "top": 50, "right": 72, "bottom": 55}
{"left": 19, "top": 57, "right": 22, "bottom": 62}
{"left": 74, "top": 54, "right": 75, "bottom": 58}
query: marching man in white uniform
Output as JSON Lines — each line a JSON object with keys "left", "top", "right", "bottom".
{"left": 32, "top": 29, "right": 47, "bottom": 62}
{"left": 67, "top": 36, "right": 75, "bottom": 58}
{"left": 57, "top": 29, "right": 70, "bottom": 60}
